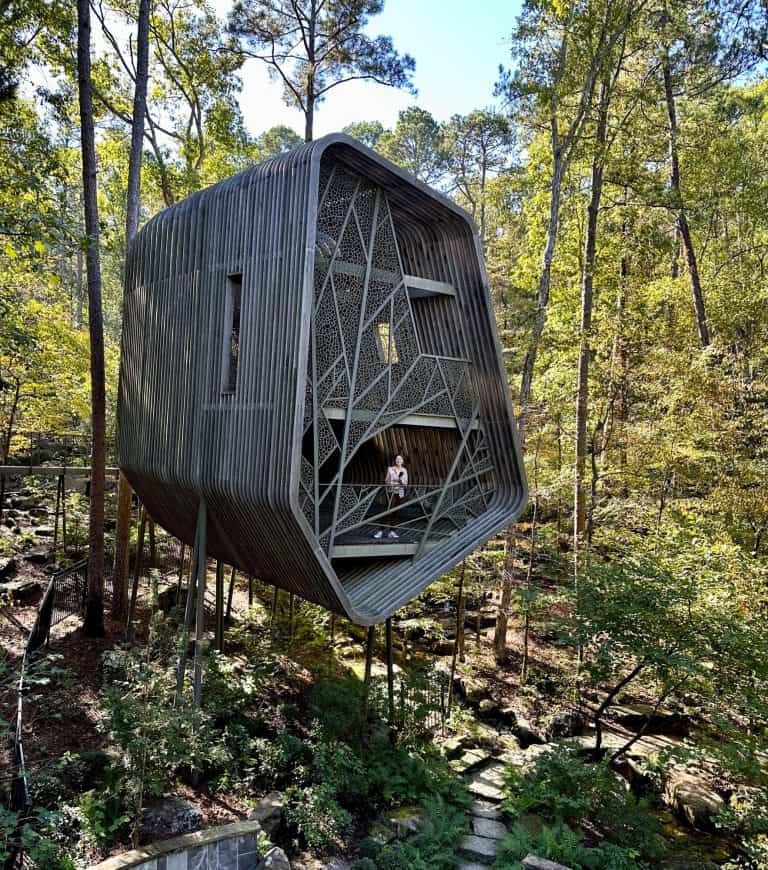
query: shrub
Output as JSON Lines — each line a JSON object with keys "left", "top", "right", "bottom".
{"left": 496, "top": 822, "right": 647, "bottom": 870}
{"left": 366, "top": 797, "right": 468, "bottom": 870}
{"left": 284, "top": 783, "right": 353, "bottom": 849}
{"left": 501, "top": 743, "right": 664, "bottom": 866}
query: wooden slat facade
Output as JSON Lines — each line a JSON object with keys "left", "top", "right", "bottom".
{"left": 117, "top": 133, "right": 527, "bottom": 625}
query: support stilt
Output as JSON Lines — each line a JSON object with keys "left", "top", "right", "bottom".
{"left": 363, "top": 624, "right": 375, "bottom": 722}
{"left": 248, "top": 575, "right": 253, "bottom": 608}
{"left": 270, "top": 587, "right": 279, "bottom": 630}
{"left": 148, "top": 517, "right": 157, "bottom": 568}
{"left": 215, "top": 560, "right": 225, "bottom": 652}
{"left": 175, "top": 543, "right": 186, "bottom": 609}
{"left": 226, "top": 567, "right": 236, "bottom": 623}
{"left": 385, "top": 617, "right": 395, "bottom": 725}
{"left": 192, "top": 500, "right": 208, "bottom": 708}
{"left": 126, "top": 508, "right": 147, "bottom": 642}
{"left": 447, "top": 562, "right": 465, "bottom": 715}
{"left": 175, "top": 521, "right": 201, "bottom": 705}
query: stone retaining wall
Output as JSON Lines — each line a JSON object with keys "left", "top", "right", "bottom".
{"left": 91, "top": 820, "right": 262, "bottom": 870}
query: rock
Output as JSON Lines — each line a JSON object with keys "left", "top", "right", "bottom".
{"left": 456, "top": 675, "right": 486, "bottom": 705}
{"left": 465, "top": 761, "right": 507, "bottom": 803}
{"left": 367, "top": 821, "right": 396, "bottom": 846}
{"left": 23, "top": 547, "right": 51, "bottom": 565}
{"left": 498, "top": 706, "right": 518, "bottom": 729}
{"left": 157, "top": 585, "right": 182, "bottom": 612}
{"left": 514, "top": 716, "right": 546, "bottom": 747}
{"left": 522, "top": 857, "right": 573, "bottom": 870}
{"left": 0, "top": 557, "right": 17, "bottom": 581}
{"left": 471, "top": 816, "right": 507, "bottom": 839}
{"left": 99, "top": 649, "right": 132, "bottom": 685}
{"left": 459, "top": 833, "right": 498, "bottom": 863}
{"left": 382, "top": 806, "right": 426, "bottom": 838}
{"left": 544, "top": 710, "right": 585, "bottom": 741}
{"left": 613, "top": 703, "right": 690, "bottom": 736}
{"left": 441, "top": 735, "right": 468, "bottom": 759}
{"left": 472, "top": 800, "right": 502, "bottom": 820}
{"left": 324, "top": 860, "right": 352, "bottom": 870}
{"left": 139, "top": 797, "right": 203, "bottom": 838}
{"left": 2, "top": 579, "right": 38, "bottom": 602}
{"left": 3, "top": 517, "right": 15, "bottom": 529}
{"left": 257, "top": 846, "right": 291, "bottom": 870}
{"left": 465, "top": 722, "right": 501, "bottom": 752}
{"left": 34, "top": 525, "right": 54, "bottom": 538}
{"left": 28, "top": 507, "right": 48, "bottom": 518}
{"left": 478, "top": 698, "right": 499, "bottom": 718}
{"left": 663, "top": 767, "right": 725, "bottom": 831}
{"left": 248, "top": 790, "right": 284, "bottom": 838}
{"left": 450, "top": 749, "right": 493, "bottom": 775}
{"left": 457, "top": 864, "right": 491, "bottom": 870}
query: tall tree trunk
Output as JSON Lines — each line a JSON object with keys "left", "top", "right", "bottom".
{"left": 304, "top": 4, "right": 316, "bottom": 142}
{"left": 78, "top": 0, "right": 107, "bottom": 637}
{"left": 575, "top": 81, "right": 609, "bottom": 543}
{"left": 114, "top": 0, "right": 150, "bottom": 621}
{"left": 518, "top": 152, "right": 567, "bottom": 442}
{"left": 125, "top": 0, "right": 150, "bottom": 241}
{"left": 662, "top": 55, "right": 710, "bottom": 348}
{"left": 494, "top": 528, "right": 515, "bottom": 664}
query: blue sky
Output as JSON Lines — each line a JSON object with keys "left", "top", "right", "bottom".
{"left": 214, "top": 0, "right": 523, "bottom": 137}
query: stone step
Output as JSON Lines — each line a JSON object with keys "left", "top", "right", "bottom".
{"left": 459, "top": 833, "right": 498, "bottom": 865}
{"left": 471, "top": 800, "right": 503, "bottom": 820}
{"left": 465, "top": 761, "right": 507, "bottom": 803}
{"left": 450, "top": 749, "right": 493, "bottom": 775}
{"left": 471, "top": 816, "right": 507, "bottom": 840}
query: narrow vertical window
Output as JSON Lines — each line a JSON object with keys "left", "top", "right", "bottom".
{"left": 222, "top": 273, "right": 242, "bottom": 394}
{"left": 376, "top": 322, "right": 399, "bottom": 364}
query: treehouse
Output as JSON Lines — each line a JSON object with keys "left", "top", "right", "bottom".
{"left": 117, "top": 133, "right": 527, "bottom": 625}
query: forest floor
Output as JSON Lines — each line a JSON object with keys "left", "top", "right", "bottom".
{"left": 0, "top": 486, "right": 759, "bottom": 868}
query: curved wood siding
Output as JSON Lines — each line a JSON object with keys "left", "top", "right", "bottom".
{"left": 118, "top": 134, "right": 527, "bottom": 625}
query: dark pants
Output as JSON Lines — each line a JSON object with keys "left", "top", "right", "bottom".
{"left": 387, "top": 493, "right": 404, "bottom": 528}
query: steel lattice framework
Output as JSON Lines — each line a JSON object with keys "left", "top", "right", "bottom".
{"left": 117, "top": 134, "right": 527, "bottom": 625}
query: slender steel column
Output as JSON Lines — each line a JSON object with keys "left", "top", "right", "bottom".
{"left": 192, "top": 499, "right": 208, "bottom": 708}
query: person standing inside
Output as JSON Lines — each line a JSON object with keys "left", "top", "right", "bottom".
{"left": 374, "top": 454, "right": 408, "bottom": 539}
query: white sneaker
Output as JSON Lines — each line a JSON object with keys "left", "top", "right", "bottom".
{"left": 373, "top": 530, "right": 383, "bottom": 539}
{"left": 388, "top": 530, "right": 399, "bottom": 539}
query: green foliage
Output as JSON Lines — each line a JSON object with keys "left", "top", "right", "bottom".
{"left": 77, "top": 764, "right": 130, "bottom": 849}
{"left": 496, "top": 822, "right": 644, "bottom": 870}
{"left": 501, "top": 744, "right": 664, "bottom": 866}
{"left": 361, "top": 797, "right": 467, "bottom": 870}
{"left": 284, "top": 783, "right": 353, "bottom": 849}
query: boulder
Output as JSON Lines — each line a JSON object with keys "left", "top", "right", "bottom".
{"left": 2, "top": 579, "right": 38, "bottom": 603}
{"left": 522, "top": 857, "right": 573, "bottom": 870}
{"left": 515, "top": 716, "right": 546, "bottom": 747}
{"left": 34, "top": 525, "right": 55, "bottom": 538}
{"left": 0, "top": 557, "right": 17, "bottom": 581}
{"left": 382, "top": 805, "right": 426, "bottom": 838}
{"left": 99, "top": 649, "right": 132, "bottom": 685}
{"left": 248, "top": 790, "right": 284, "bottom": 838}
{"left": 544, "top": 710, "right": 585, "bottom": 741}
{"left": 441, "top": 735, "right": 468, "bottom": 759}
{"left": 257, "top": 846, "right": 291, "bottom": 870}
{"left": 478, "top": 697, "right": 500, "bottom": 718}
{"left": 139, "top": 797, "right": 203, "bottom": 838}
{"left": 455, "top": 674, "right": 486, "bottom": 705}
{"left": 23, "top": 547, "right": 51, "bottom": 565}
{"left": 663, "top": 767, "right": 725, "bottom": 831}
{"left": 450, "top": 749, "right": 493, "bottom": 775}
{"left": 613, "top": 703, "right": 690, "bottom": 736}
{"left": 465, "top": 722, "right": 501, "bottom": 752}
